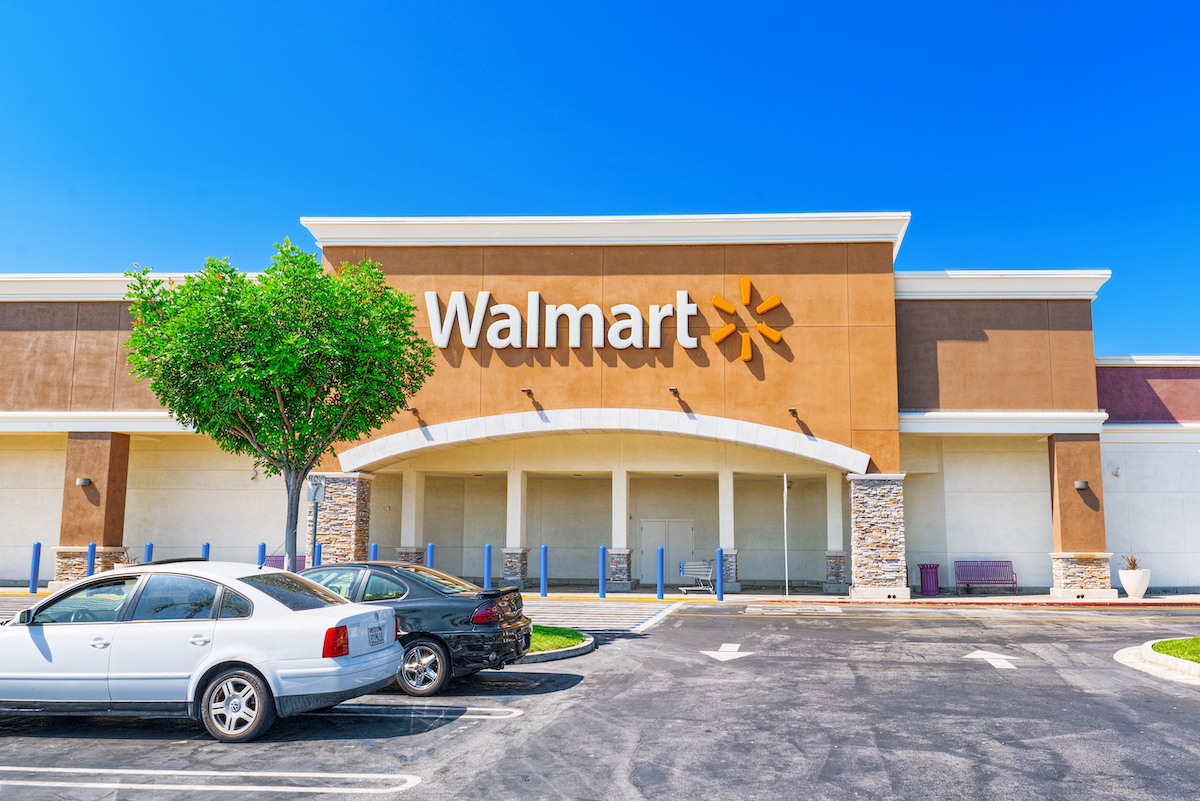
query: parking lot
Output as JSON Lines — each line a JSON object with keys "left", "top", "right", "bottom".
{"left": 3, "top": 601, "right": 1200, "bottom": 799}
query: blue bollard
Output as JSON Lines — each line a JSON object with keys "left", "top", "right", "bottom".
{"left": 716, "top": 547, "right": 724, "bottom": 601}
{"left": 314, "top": 542, "right": 322, "bottom": 567}
{"left": 370, "top": 542, "right": 379, "bottom": 561}
{"left": 598, "top": 545, "right": 606, "bottom": 598}
{"left": 540, "top": 544, "right": 548, "bottom": 598}
{"left": 426, "top": 542, "right": 434, "bottom": 568}
{"left": 86, "top": 542, "right": 96, "bottom": 576}
{"left": 657, "top": 546, "right": 664, "bottom": 600}
{"left": 144, "top": 542, "right": 153, "bottom": 564}
{"left": 257, "top": 542, "right": 266, "bottom": 567}
{"left": 483, "top": 543, "right": 492, "bottom": 590}
{"left": 29, "top": 542, "right": 41, "bottom": 594}
{"left": 201, "top": 542, "right": 210, "bottom": 561}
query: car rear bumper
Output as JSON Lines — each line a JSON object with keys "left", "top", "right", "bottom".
{"left": 443, "top": 620, "right": 532, "bottom": 676}
{"left": 272, "top": 642, "right": 401, "bottom": 715}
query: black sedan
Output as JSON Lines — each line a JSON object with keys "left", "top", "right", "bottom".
{"left": 300, "top": 561, "right": 531, "bottom": 696}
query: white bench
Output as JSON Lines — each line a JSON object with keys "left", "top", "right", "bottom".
{"left": 678, "top": 561, "right": 715, "bottom": 594}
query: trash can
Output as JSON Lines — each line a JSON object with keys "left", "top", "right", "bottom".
{"left": 918, "top": 563, "right": 940, "bottom": 597}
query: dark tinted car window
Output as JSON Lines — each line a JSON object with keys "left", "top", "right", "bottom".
{"left": 364, "top": 572, "right": 408, "bottom": 602}
{"left": 238, "top": 572, "right": 347, "bottom": 611}
{"left": 131, "top": 575, "right": 218, "bottom": 621}
{"left": 33, "top": 577, "right": 140, "bottom": 624}
{"left": 399, "top": 564, "right": 480, "bottom": 594}
{"left": 219, "top": 588, "right": 253, "bottom": 619}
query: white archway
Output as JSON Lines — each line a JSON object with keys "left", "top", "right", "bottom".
{"left": 338, "top": 408, "right": 871, "bottom": 474}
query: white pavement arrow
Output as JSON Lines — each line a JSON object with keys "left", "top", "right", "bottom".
{"left": 964, "top": 649, "right": 1020, "bottom": 669}
{"left": 701, "top": 643, "right": 754, "bottom": 662}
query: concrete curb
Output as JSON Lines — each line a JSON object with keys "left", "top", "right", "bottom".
{"left": 1141, "top": 639, "right": 1200, "bottom": 678}
{"left": 514, "top": 635, "right": 595, "bottom": 664}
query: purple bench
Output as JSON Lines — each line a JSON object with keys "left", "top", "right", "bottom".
{"left": 954, "top": 560, "right": 1018, "bottom": 596}
{"left": 262, "top": 555, "right": 306, "bottom": 571}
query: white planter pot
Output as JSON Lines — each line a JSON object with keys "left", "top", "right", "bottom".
{"left": 1118, "top": 569, "right": 1150, "bottom": 599}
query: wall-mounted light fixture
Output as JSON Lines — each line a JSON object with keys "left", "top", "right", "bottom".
{"left": 1074, "top": 480, "right": 1089, "bottom": 490}
{"left": 404, "top": 407, "right": 419, "bottom": 415}
{"left": 788, "top": 407, "right": 798, "bottom": 418}
{"left": 75, "top": 478, "right": 91, "bottom": 486}
{"left": 520, "top": 388, "right": 533, "bottom": 396}
{"left": 668, "top": 387, "right": 679, "bottom": 397}
{"left": 1112, "top": 467, "right": 1120, "bottom": 477}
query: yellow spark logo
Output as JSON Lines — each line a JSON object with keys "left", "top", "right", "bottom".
{"left": 711, "top": 277, "right": 783, "bottom": 362}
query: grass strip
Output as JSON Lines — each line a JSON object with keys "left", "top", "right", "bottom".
{"left": 529, "top": 625, "right": 585, "bottom": 653}
{"left": 1152, "top": 637, "right": 1200, "bottom": 663}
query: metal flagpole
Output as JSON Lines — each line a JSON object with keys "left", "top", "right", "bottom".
{"left": 783, "top": 473, "right": 789, "bottom": 598}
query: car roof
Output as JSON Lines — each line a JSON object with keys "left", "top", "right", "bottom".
{"left": 106, "top": 560, "right": 285, "bottom": 581}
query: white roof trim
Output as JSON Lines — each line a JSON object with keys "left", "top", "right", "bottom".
{"left": 0, "top": 274, "right": 192, "bottom": 302}
{"left": 894, "top": 270, "right": 1110, "bottom": 300}
{"left": 301, "top": 213, "right": 912, "bottom": 257}
{"left": 899, "top": 411, "right": 1108, "bottom": 435}
{"left": 1096, "top": 356, "right": 1200, "bottom": 367}
{"left": 337, "top": 408, "right": 871, "bottom": 474}
{"left": 1102, "top": 423, "right": 1200, "bottom": 443}
{"left": 0, "top": 411, "right": 190, "bottom": 433}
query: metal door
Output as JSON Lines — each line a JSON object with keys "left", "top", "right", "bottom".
{"left": 639, "top": 519, "right": 694, "bottom": 584}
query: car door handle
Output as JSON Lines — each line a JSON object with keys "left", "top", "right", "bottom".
{"left": 188, "top": 635, "right": 211, "bottom": 646}
{"left": 89, "top": 638, "right": 110, "bottom": 649}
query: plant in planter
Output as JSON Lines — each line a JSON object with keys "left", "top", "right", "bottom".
{"left": 1118, "top": 551, "right": 1151, "bottom": 599}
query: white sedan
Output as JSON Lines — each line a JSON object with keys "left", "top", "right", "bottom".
{"left": 0, "top": 559, "right": 403, "bottom": 742}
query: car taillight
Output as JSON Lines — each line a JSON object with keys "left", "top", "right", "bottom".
{"left": 322, "top": 625, "right": 349, "bottom": 658}
{"left": 472, "top": 601, "right": 500, "bottom": 624}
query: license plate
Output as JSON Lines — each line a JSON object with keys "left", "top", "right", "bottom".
{"left": 368, "top": 625, "right": 384, "bottom": 646}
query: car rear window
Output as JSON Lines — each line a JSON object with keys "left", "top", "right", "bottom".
{"left": 238, "top": 572, "right": 347, "bottom": 611}
{"left": 398, "top": 564, "right": 480, "bottom": 594}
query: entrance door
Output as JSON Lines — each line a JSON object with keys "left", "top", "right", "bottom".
{"left": 640, "top": 519, "right": 694, "bottom": 584}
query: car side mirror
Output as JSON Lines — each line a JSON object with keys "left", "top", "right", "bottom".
{"left": 17, "top": 609, "right": 32, "bottom": 625}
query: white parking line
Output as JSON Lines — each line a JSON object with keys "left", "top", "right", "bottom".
{"left": 631, "top": 601, "right": 686, "bottom": 633}
{"left": 326, "top": 704, "right": 523, "bottom": 720}
{"left": 0, "top": 766, "right": 420, "bottom": 795}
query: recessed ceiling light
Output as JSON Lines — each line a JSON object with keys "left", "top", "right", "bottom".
{"left": 573, "top": 474, "right": 583, "bottom": 477}
{"left": 674, "top": 474, "right": 683, "bottom": 478}
{"left": 474, "top": 474, "right": 483, "bottom": 477}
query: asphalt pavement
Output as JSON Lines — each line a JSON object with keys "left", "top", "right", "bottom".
{"left": 2, "top": 602, "right": 1200, "bottom": 799}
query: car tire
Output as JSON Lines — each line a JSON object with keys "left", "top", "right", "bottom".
{"left": 201, "top": 668, "right": 277, "bottom": 743}
{"left": 397, "top": 638, "right": 451, "bottom": 697}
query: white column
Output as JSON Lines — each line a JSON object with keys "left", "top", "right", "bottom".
{"left": 718, "top": 469, "right": 736, "bottom": 550}
{"left": 400, "top": 470, "right": 425, "bottom": 548}
{"left": 506, "top": 469, "right": 527, "bottom": 549}
{"left": 826, "top": 472, "right": 843, "bottom": 551}
{"left": 612, "top": 468, "right": 629, "bottom": 548}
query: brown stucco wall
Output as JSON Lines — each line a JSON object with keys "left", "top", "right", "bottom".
{"left": 323, "top": 242, "right": 902, "bottom": 472}
{"left": 895, "top": 299, "right": 1099, "bottom": 411}
{"left": 0, "top": 302, "right": 159, "bottom": 411}
{"left": 1097, "top": 366, "right": 1200, "bottom": 423}
{"left": 1047, "top": 433, "right": 1107, "bottom": 553}
{"left": 59, "top": 432, "right": 130, "bottom": 547}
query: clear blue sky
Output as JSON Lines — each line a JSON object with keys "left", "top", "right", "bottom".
{"left": 1, "top": 2, "right": 1196, "bottom": 355}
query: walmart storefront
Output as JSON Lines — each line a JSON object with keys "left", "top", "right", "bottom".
{"left": 4, "top": 213, "right": 1197, "bottom": 597}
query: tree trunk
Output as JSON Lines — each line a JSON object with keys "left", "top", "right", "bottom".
{"left": 283, "top": 470, "right": 303, "bottom": 572}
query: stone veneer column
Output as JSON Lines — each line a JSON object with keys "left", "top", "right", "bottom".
{"left": 608, "top": 548, "right": 633, "bottom": 591}
{"left": 720, "top": 549, "right": 740, "bottom": 593}
{"left": 823, "top": 472, "right": 849, "bottom": 594}
{"left": 503, "top": 548, "right": 532, "bottom": 588}
{"left": 1049, "top": 552, "right": 1118, "bottom": 600}
{"left": 847, "top": 473, "right": 910, "bottom": 601}
{"left": 53, "top": 432, "right": 132, "bottom": 588}
{"left": 394, "top": 547, "right": 425, "bottom": 565}
{"left": 306, "top": 472, "right": 373, "bottom": 564}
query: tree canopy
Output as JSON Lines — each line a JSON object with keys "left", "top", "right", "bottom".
{"left": 125, "top": 240, "right": 434, "bottom": 568}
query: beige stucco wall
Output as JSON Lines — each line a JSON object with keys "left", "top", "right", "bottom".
{"left": 1101, "top": 438, "right": 1200, "bottom": 588}
{"left": 902, "top": 435, "right": 1055, "bottom": 588}
{"left": 0, "top": 435, "right": 67, "bottom": 583}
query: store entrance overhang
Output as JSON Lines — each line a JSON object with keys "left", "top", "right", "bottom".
{"left": 337, "top": 408, "right": 871, "bottom": 475}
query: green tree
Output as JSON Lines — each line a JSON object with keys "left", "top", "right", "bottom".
{"left": 125, "top": 240, "right": 434, "bottom": 570}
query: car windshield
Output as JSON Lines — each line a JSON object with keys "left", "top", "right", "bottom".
{"left": 238, "top": 572, "right": 347, "bottom": 611}
{"left": 397, "top": 564, "right": 480, "bottom": 594}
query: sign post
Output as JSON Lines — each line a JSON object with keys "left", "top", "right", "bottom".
{"left": 307, "top": 475, "right": 326, "bottom": 572}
